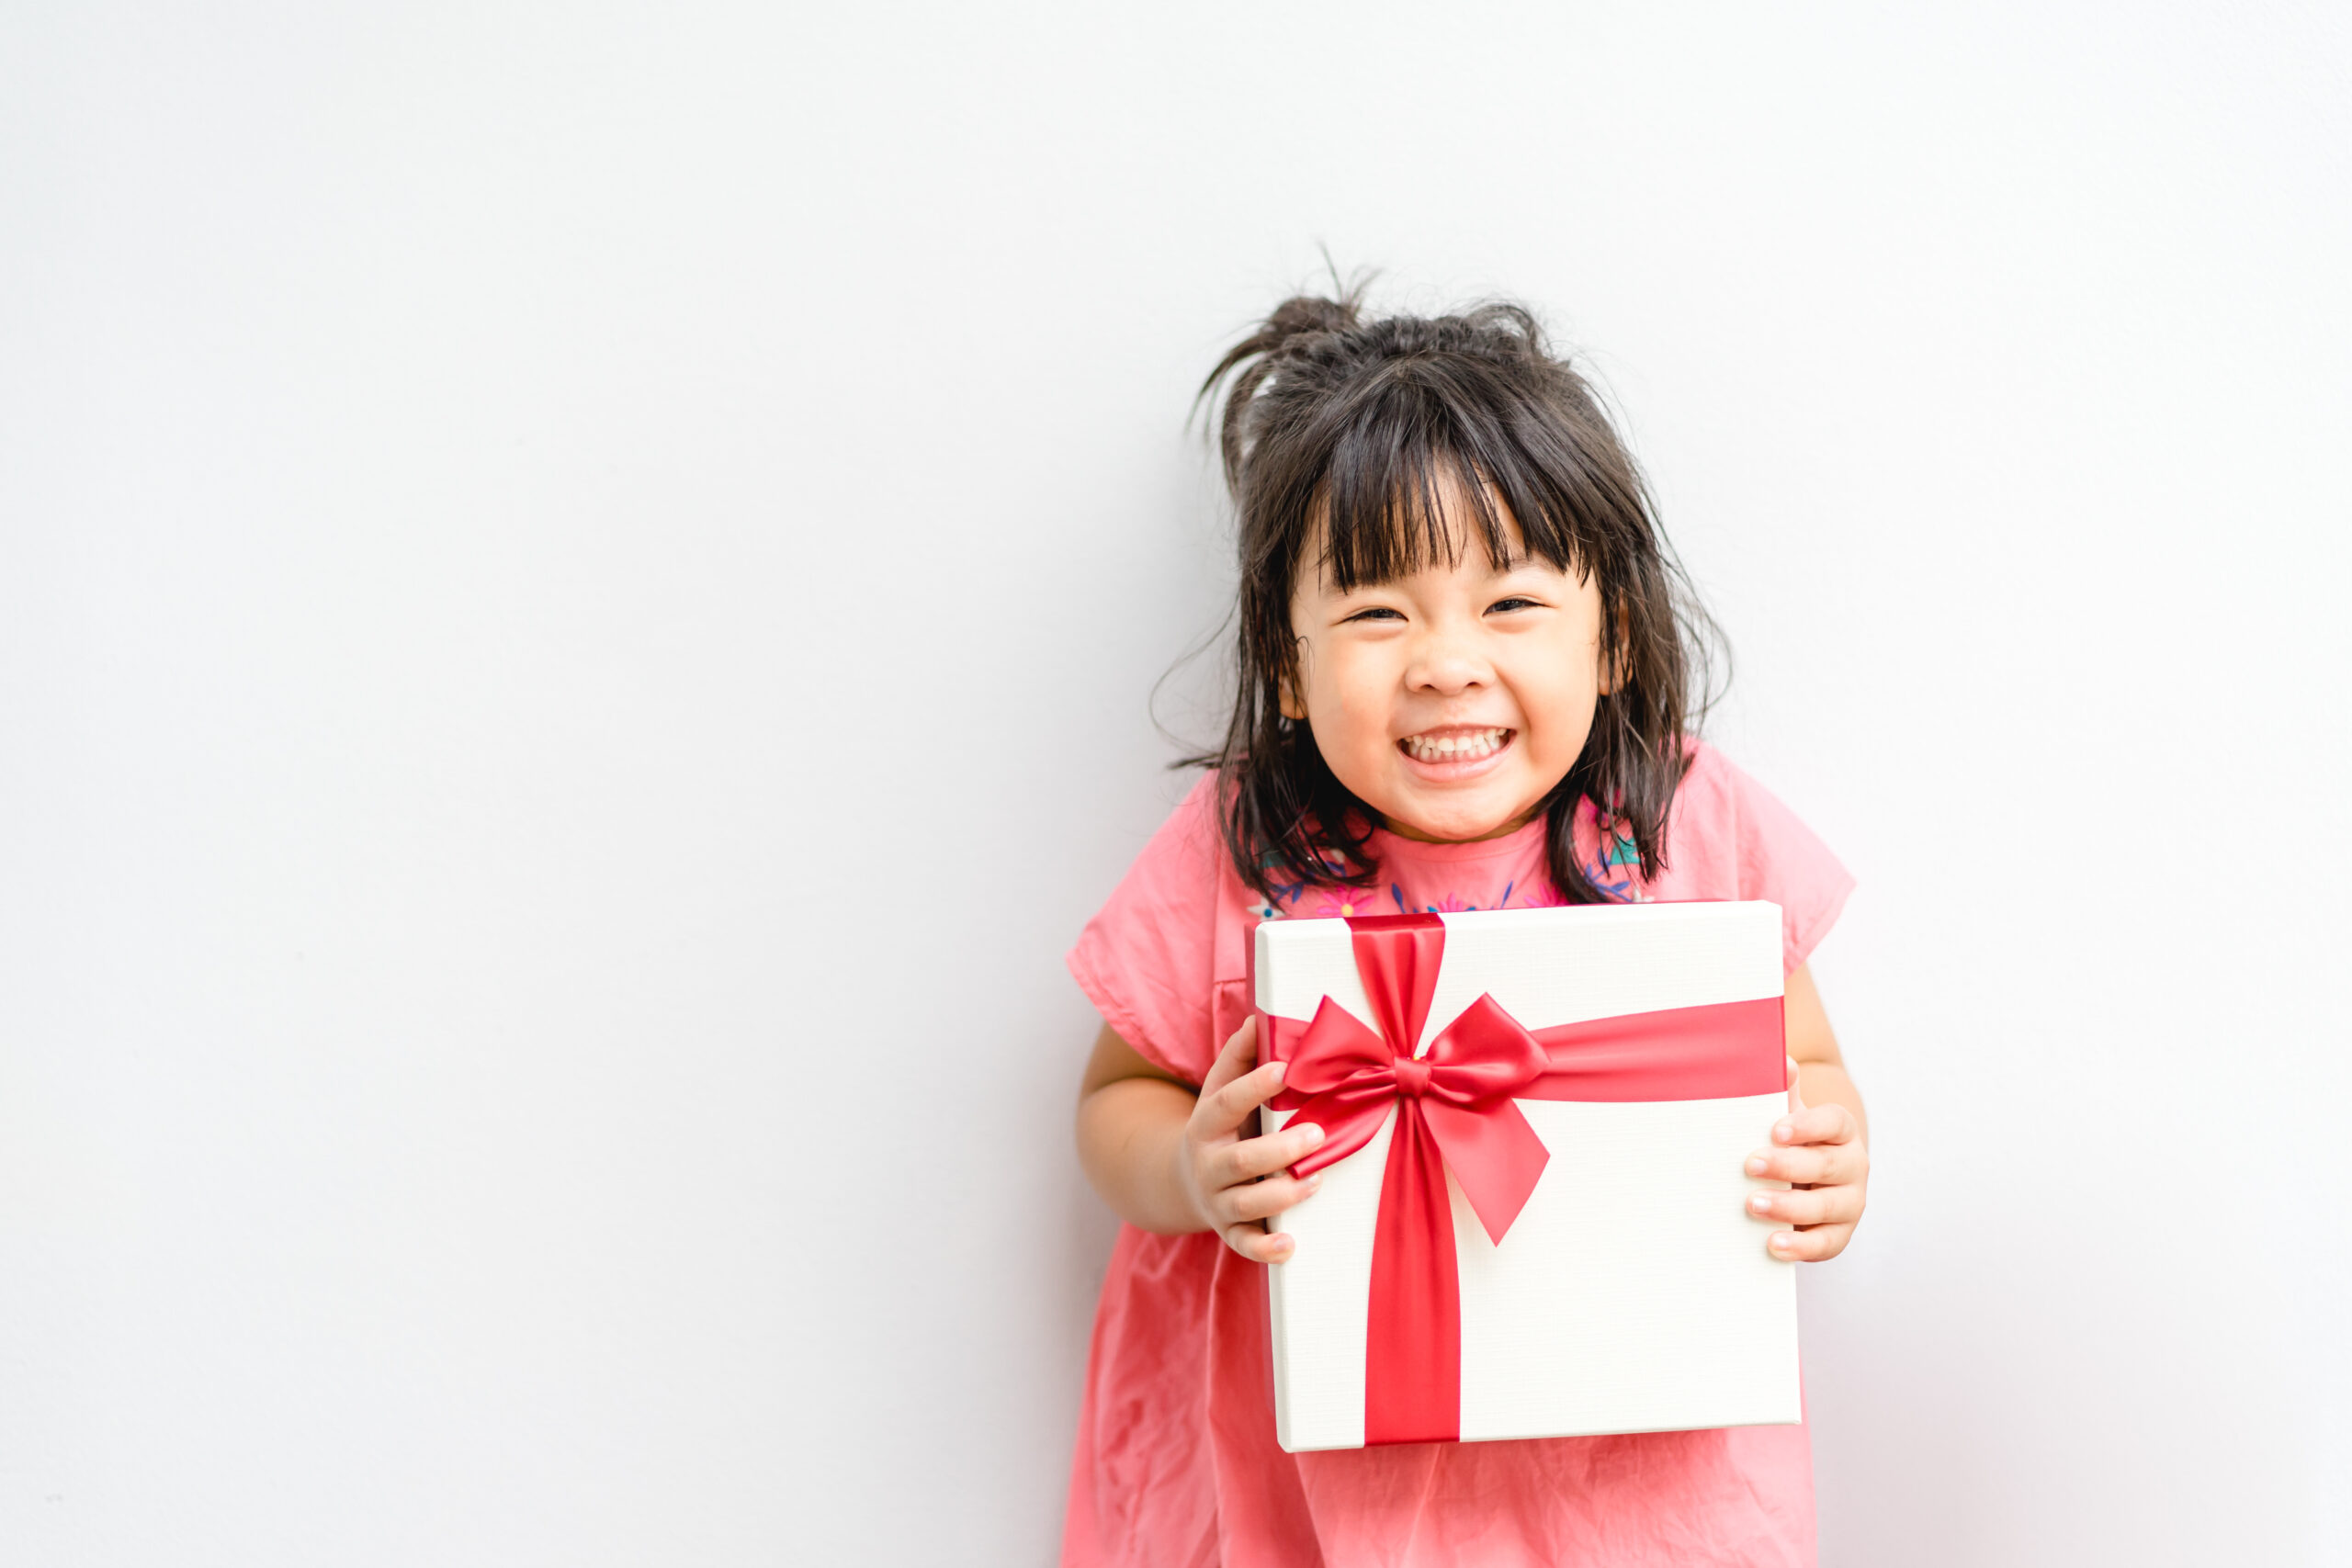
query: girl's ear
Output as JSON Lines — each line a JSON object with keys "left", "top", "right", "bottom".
{"left": 1278, "top": 639, "right": 1310, "bottom": 720}
{"left": 1595, "top": 606, "right": 1628, "bottom": 697}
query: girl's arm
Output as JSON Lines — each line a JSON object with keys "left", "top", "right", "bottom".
{"left": 1747, "top": 962, "right": 1870, "bottom": 1260}
{"left": 1785, "top": 964, "right": 1867, "bottom": 1138}
{"left": 1076, "top": 1017, "right": 1328, "bottom": 1262}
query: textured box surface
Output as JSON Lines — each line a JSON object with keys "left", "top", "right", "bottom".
{"left": 1255, "top": 902, "right": 1801, "bottom": 1452}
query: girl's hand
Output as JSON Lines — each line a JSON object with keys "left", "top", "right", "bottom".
{"left": 1746, "top": 1055, "right": 1868, "bottom": 1261}
{"left": 1178, "top": 1016, "right": 1328, "bottom": 1264}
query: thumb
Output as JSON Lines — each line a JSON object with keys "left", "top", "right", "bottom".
{"left": 1785, "top": 1055, "right": 1806, "bottom": 1115}
{"left": 1199, "top": 1015, "right": 1261, "bottom": 1101}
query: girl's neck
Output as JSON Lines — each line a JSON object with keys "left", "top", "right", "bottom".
{"left": 1378, "top": 807, "right": 1544, "bottom": 845}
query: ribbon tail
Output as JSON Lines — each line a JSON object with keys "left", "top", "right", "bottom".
{"left": 1420, "top": 1097, "right": 1549, "bottom": 1246}
{"left": 1363, "top": 1099, "right": 1461, "bottom": 1445}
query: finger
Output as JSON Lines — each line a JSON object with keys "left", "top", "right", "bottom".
{"left": 1747, "top": 1183, "right": 1864, "bottom": 1228}
{"left": 1226, "top": 1173, "right": 1321, "bottom": 1224}
{"left": 1744, "top": 1144, "right": 1862, "bottom": 1187}
{"left": 1768, "top": 1101, "right": 1856, "bottom": 1147}
{"left": 1196, "top": 1016, "right": 1261, "bottom": 1101}
{"left": 1217, "top": 1120, "right": 1327, "bottom": 1183}
{"left": 1195, "top": 1057, "right": 1291, "bottom": 1137}
{"left": 1767, "top": 1223, "right": 1853, "bottom": 1263}
{"left": 1785, "top": 1055, "right": 1804, "bottom": 1113}
{"left": 1224, "top": 1222, "right": 1295, "bottom": 1264}
{"left": 1207, "top": 1167, "right": 1321, "bottom": 1227}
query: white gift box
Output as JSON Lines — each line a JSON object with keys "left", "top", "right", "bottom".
{"left": 1253, "top": 902, "right": 1801, "bottom": 1452}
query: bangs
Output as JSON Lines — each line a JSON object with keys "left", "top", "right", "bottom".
{"left": 1312, "top": 369, "right": 1591, "bottom": 592}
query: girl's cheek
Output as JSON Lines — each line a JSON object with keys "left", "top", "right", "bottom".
{"left": 1326, "top": 659, "right": 1395, "bottom": 735}
{"left": 1513, "top": 646, "right": 1602, "bottom": 729}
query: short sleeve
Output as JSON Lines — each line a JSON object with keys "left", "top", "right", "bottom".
{"left": 1666, "top": 744, "right": 1857, "bottom": 975}
{"left": 1066, "top": 773, "right": 1233, "bottom": 1085}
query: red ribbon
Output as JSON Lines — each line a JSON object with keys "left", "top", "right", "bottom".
{"left": 1259, "top": 913, "right": 1783, "bottom": 1445}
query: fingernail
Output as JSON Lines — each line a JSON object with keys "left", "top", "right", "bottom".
{"left": 1745, "top": 1156, "right": 1769, "bottom": 1176}
{"left": 1298, "top": 1123, "right": 1324, "bottom": 1146}
{"left": 1271, "top": 1237, "right": 1294, "bottom": 1259}
{"left": 1749, "top": 1194, "right": 1773, "bottom": 1215}
{"left": 1773, "top": 1122, "right": 1793, "bottom": 1142}
{"left": 1770, "top": 1233, "right": 1795, "bottom": 1254}
{"left": 1267, "top": 1061, "right": 1286, "bottom": 1081}
{"left": 1304, "top": 1173, "right": 1322, "bottom": 1192}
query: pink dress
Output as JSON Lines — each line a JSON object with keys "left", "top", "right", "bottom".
{"left": 1063, "top": 743, "right": 1856, "bottom": 1568}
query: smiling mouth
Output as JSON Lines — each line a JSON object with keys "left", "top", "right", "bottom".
{"left": 1398, "top": 727, "right": 1514, "bottom": 763}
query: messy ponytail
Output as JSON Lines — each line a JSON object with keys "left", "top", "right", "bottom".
{"left": 1186, "top": 282, "right": 1722, "bottom": 905}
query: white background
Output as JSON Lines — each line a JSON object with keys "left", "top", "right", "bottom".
{"left": 4, "top": 5, "right": 2346, "bottom": 1564}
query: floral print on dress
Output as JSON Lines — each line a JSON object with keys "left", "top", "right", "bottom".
{"left": 1257, "top": 805, "right": 1653, "bottom": 921}
{"left": 1554, "top": 809, "right": 1647, "bottom": 904}
{"left": 1310, "top": 888, "right": 1382, "bottom": 919}
{"left": 1250, "top": 854, "right": 1311, "bottom": 921}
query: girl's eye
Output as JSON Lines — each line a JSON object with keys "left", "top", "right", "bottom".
{"left": 1342, "top": 606, "right": 1407, "bottom": 624}
{"left": 1486, "top": 596, "right": 1542, "bottom": 615}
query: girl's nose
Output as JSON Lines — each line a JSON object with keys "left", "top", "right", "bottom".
{"left": 1404, "top": 627, "right": 1490, "bottom": 694}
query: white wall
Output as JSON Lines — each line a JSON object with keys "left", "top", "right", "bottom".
{"left": 4, "top": 4, "right": 2346, "bottom": 1563}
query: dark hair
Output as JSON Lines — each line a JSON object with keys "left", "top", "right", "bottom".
{"left": 1187, "top": 283, "right": 1720, "bottom": 905}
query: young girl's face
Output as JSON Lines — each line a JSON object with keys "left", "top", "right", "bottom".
{"left": 1284, "top": 478, "right": 1609, "bottom": 844}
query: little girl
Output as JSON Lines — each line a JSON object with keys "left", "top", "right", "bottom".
{"left": 1066, "top": 291, "right": 1870, "bottom": 1567}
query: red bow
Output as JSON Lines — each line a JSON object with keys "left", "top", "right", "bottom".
{"left": 1280, "top": 952, "right": 1553, "bottom": 1247}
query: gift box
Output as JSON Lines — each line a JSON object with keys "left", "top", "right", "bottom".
{"left": 1253, "top": 903, "right": 1801, "bottom": 1451}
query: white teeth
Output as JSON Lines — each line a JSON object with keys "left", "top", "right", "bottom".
{"left": 1401, "top": 728, "right": 1510, "bottom": 762}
